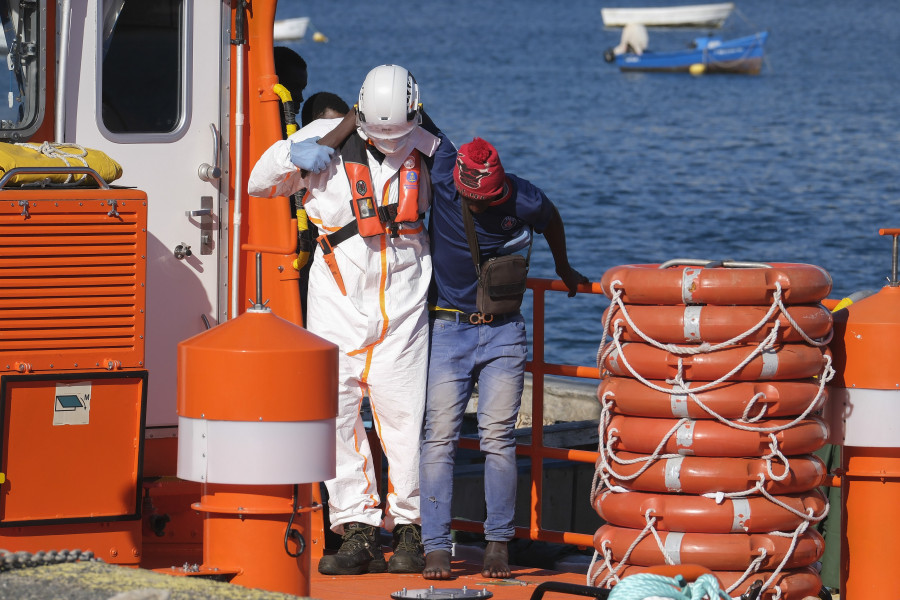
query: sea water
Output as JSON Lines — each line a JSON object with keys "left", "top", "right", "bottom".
{"left": 275, "top": 0, "right": 900, "bottom": 367}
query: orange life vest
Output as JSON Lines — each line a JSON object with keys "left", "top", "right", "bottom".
{"left": 340, "top": 133, "right": 421, "bottom": 238}
{"left": 311, "top": 134, "right": 424, "bottom": 296}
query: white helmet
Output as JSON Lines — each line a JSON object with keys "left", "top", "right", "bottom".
{"left": 357, "top": 65, "right": 421, "bottom": 153}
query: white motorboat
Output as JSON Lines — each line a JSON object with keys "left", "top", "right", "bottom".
{"left": 273, "top": 16, "right": 310, "bottom": 40}
{"left": 601, "top": 2, "right": 734, "bottom": 28}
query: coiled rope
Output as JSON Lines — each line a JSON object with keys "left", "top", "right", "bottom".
{"left": 15, "top": 142, "right": 90, "bottom": 183}
{"left": 607, "top": 572, "right": 730, "bottom": 600}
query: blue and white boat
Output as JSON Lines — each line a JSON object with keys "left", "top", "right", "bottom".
{"left": 605, "top": 31, "right": 769, "bottom": 74}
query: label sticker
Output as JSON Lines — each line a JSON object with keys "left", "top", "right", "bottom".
{"left": 53, "top": 382, "right": 91, "bottom": 426}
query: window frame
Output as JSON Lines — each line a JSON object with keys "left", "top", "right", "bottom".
{"left": 0, "top": 0, "right": 47, "bottom": 141}
{"left": 97, "top": 0, "right": 192, "bottom": 143}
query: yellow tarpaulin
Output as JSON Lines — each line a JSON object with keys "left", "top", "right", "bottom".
{"left": 0, "top": 142, "right": 123, "bottom": 186}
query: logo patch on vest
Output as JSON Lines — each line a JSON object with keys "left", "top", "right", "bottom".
{"left": 406, "top": 171, "right": 418, "bottom": 183}
{"left": 501, "top": 216, "right": 520, "bottom": 231}
{"left": 356, "top": 181, "right": 367, "bottom": 195}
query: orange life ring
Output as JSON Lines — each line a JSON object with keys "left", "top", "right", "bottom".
{"left": 599, "top": 377, "right": 827, "bottom": 420}
{"left": 603, "top": 451, "right": 828, "bottom": 494}
{"left": 600, "top": 262, "right": 832, "bottom": 306}
{"left": 603, "top": 304, "right": 832, "bottom": 344}
{"left": 607, "top": 414, "right": 828, "bottom": 457}
{"left": 595, "top": 489, "right": 828, "bottom": 533}
{"left": 592, "top": 524, "right": 824, "bottom": 570}
{"left": 636, "top": 563, "right": 718, "bottom": 583}
{"left": 603, "top": 342, "right": 829, "bottom": 381}
{"left": 599, "top": 564, "right": 822, "bottom": 600}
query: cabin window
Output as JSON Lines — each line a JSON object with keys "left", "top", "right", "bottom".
{"left": 0, "top": 0, "right": 45, "bottom": 139}
{"left": 101, "top": 0, "right": 184, "bottom": 134}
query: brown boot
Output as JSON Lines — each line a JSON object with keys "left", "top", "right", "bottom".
{"left": 317, "top": 522, "right": 387, "bottom": 575}
{"left": 388, "top": 523, "right": 425, "bottom": 573}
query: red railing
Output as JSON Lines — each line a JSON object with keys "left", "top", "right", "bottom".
{"left": 453, "top": 278, "right": 606, "bottom": 548}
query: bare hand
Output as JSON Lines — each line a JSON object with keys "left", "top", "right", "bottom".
{"left": 558, "top": 265, "right": 590, "bottom": 297}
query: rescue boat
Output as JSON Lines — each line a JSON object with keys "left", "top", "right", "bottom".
{"left": 0, "top": 2, "right": 599, "bottom": 598}
{"left": 0, "top": 0, "right": 896, "bottom": 599}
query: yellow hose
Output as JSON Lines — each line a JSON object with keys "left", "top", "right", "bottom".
{"left": 292, "top": 207, "right": 310, "bottom": 270}
{"left": 273, "top": 83, "right": 298, "bottom": 137}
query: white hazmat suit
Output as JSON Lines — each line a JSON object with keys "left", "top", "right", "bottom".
{"left": 248, "top": 117, "right": 439, "bottom": 533}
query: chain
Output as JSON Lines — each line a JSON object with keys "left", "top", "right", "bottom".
{"left": 0, "top": 548, "right": 101, "bottom": 571}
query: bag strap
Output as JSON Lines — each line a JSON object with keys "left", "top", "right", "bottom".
{"left": 460, "top": 200, "right": 482, "bottom": 276}
{"left": 460, "top": 200, "right": 535, "bottom": 275}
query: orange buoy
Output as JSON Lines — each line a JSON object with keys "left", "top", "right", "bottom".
{"left": 603, "top": 342, "right": 829, "bottom": 381}
{"left": 596, "top": 564, "right": 822, "bottom": 600}
{"left": 829, "top": 278, "right": 900, "bottom": 393}
{"left": 595, "top": 489, "right": 828, "bottom": 533}
{"left": 603, "top": 303, "right": 833, "bottom": 344}
{"left": 827, "top": 228, "right": 900, "bottom": 599}
{"left": 600, "top": 262, "right": 832, "bottom": 306}
{"left": 599, "top": 376, "right": 826, "bottom": 419}
{"left": 606, "top": 414, "right": 828, "bottom": 457}
{"left": 604, "top": 451, "right": 828, "bottom": 495}
{"left": 177, "top": 288, "right": 339, "bottom": 596}
{"left": 178, "top": 306, "right": 338, "bottom": 484}
{"left": 592, "top": 524, "right": 824, "bottom": 570}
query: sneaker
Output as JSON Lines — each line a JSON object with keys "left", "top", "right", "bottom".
{"left": 317, "top": 522, "right": 387, "bottom": 575}
{"left": 388, "top": 523, "right": 424, "bottom": 573}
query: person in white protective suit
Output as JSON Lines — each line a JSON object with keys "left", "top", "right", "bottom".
{"left": 248, "top": 64, "right": 440, "bottom": 576}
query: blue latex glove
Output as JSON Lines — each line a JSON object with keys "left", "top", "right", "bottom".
{"left": 289, "top": 136, "right": 334, "bottom": 173}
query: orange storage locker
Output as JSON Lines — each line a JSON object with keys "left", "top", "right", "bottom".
{"left": 0, "top": 188, "right": 148, "bottom": 564}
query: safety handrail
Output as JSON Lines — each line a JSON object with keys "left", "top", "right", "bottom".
{"left": 0, "top": 166, "right": 110, "bottom": 189}
{"left": 530, "top": 581, "right": 610, "bottom": 600}
{"left": 453, "top": 277, "right": 605, "bottom": 549}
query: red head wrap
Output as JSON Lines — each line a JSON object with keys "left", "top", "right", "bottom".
{"left": 453, "top": 137, "right": 509, "bottom": 203}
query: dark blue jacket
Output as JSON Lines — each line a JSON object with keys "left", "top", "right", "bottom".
{"left": 423, "top": 115, "right": 554, "bottom": 313}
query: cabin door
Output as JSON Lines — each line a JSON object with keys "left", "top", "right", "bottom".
{"left": 66, "top": 0, "right": 228, "bottom": 428}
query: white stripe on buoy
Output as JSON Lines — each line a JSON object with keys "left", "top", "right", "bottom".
{"left": 665, "top": 456, "right": 684, "bottom": 492}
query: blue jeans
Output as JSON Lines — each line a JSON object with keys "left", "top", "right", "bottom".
{"left": 420, "top": 313, "right": 527, "bottom": 554}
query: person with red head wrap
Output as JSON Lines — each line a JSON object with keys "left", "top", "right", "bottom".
{"left": 418, "top": 113, "right": 589, "bottom": 580}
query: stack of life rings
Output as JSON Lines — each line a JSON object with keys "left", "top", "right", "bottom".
{"left": 589, "top": 260, "right": 835, "bottom": 600}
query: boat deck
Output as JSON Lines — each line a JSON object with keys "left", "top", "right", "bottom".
{"left": 0, "top": 552, "right": 595, "bottom": 600}
{"left": 311, "top": 547, "right": 595, "bottom": 600}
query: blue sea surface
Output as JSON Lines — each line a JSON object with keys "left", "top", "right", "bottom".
{"left": 276, "top": 0, "right": 900, "bottom": 368}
